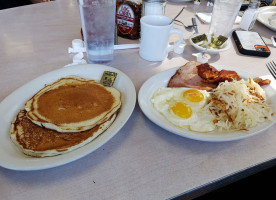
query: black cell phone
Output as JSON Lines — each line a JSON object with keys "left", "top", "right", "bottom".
{"left": 232, "top": 30, "right": 271, "bottom": 57}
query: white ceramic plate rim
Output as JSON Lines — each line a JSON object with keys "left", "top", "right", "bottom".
{"left": 257, "top": 6, "right": 276, "bottom": 32}
{"left": 138, "top": 65, "right": 276, "bottom": 142}
{"left": 0, "top": 64, "right": 136, "bottom": 171}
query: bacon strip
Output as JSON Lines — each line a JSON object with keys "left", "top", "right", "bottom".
{"left": 197, "top": 63, "right": 241, "bottom": 84}
{"left": 253, "top": 78, "right": 271, "bottom": 86}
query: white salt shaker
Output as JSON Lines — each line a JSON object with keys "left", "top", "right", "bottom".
{"left": 239, "top": 0, "right": 261, "bottom": 31}
{"left": 142, "top": 0, "right": 166, "bottom": 16}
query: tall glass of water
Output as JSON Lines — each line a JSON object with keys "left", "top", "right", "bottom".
{"left": 78, "top": 0, "right": 116, "bottom": 64}
{"left": 209, "top": 0, "right": 243, "bottom": 37}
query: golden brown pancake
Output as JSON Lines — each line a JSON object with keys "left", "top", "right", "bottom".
{"left": 25, "top": 76, "right": 121, "bottom": 132}
{"left": 10, "top": 110, "right": 117, "bottom": 157}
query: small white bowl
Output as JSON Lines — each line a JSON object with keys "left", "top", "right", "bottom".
{"left": 189, "top": 33, "right": 231, "bottom": 54}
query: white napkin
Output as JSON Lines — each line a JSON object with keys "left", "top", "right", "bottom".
{"left": 196, "top": 12, "right": 241, "bottom": 24}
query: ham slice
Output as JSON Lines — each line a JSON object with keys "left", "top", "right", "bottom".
{"left": 168, "top": 61, "right": 217, "bottom": 91}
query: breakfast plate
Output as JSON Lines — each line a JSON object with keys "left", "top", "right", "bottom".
{"left": 0, "top": 64, "right": 136, "bottom": 171}
{"left": 138, "top": 65, "right": 276, "bottom": 142}
{"left": 257, "top": 6, "right": 276, "bottom": 32}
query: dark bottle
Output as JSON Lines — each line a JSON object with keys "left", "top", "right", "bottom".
{"left": 116, "top": 0, "right": 142, "bottom": 40}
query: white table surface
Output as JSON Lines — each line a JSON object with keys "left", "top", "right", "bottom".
{"left": 0, "top": 0, "right": 275, "bottom": 199}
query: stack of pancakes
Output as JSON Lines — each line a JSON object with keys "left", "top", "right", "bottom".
{"left": 9, "top": 76, "right": 121, "bottom": 157}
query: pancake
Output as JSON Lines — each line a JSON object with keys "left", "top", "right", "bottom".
{"left": 10, "top": 110, "right": 117, "bottom": 157}
{"left": 25, "top": 76, "right": 121, "bottom": 132}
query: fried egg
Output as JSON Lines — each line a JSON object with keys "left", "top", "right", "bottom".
{"left": 151, "top": 87, "right": 215, "bottom": 132}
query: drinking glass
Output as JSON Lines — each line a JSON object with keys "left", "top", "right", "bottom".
{"left": 209, "top": 0, "right": 243, "bottom": 37}
{"left": 78, "top": 0, "right": 116, "bottom": 64}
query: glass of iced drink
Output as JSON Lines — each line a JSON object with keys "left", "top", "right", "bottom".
{"left": 78, "top": 0, "right": 116, "bottom": 64}
{"left": 209, "top": 0, "right": 243, "bottom": 37}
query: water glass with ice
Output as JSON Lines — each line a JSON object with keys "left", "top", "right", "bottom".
{"left": 209, "top": 0, "right": 243, "bottom": 37}
{"left": 78, "top": 0, "right": 116, "bottom": 64}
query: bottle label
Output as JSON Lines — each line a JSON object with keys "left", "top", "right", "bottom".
{"left": 117, "top": 4, "right": 135, "bottom": 34}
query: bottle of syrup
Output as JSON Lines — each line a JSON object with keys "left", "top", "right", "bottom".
{"left": 116, "top": 0, "right": 142, "bottom": 40}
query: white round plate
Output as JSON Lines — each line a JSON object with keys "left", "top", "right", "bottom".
{"left": 189, "top": 33, "right": 231, "bottom": 54}
{"left": 257, "top": 6, "right": 276, "bottom": 32}
{"left": 138, "top": 65, "right": 276, "bottom": 142}
{"left": 0, "top": 64, "right": 136, "bottom": 171}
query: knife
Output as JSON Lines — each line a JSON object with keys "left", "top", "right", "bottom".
{"left": 192, "top": 18, "right": 198, "bottom": 33}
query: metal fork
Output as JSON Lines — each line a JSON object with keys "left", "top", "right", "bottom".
{"left": 266, "top": 61, "right": 276, "bottom": 79}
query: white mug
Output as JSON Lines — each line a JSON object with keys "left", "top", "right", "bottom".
{"left": 139, "top": 15, "right": 183, "bottom": 62}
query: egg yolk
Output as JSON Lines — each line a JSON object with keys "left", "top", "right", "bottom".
{"left": 170, "top": 102, "right": 192, "bottom": 119}
{"left": 183, "top": 89, "right": 204, "bottom": 102}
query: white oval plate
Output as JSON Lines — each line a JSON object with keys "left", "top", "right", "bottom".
{"left": 257, "top": 6, "right": 276, "bottom": 32}
{"left": 138, "top": 65, "right": 276, "bottom": 142}
{"left": 0, "top": 64, "right": 136, "bottom": 171}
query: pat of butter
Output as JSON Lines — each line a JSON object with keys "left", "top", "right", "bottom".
{"left": 100, "top": 71, "right": 118, "bottom": 87}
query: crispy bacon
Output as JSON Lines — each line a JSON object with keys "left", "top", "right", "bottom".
{"left": 197, "top": 63, "right": 241, "bottom": 84}
{"left": 196, "top": 63, "right": 271, "bottom": 87}
{"left": 253, "top": 78, "right": 271, "bottom": 86}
